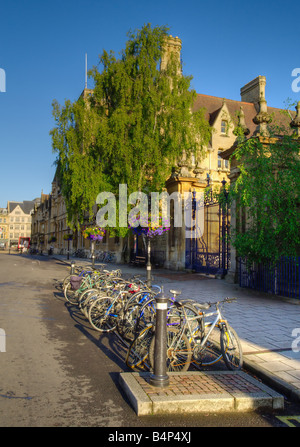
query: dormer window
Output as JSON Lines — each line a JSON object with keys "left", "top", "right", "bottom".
{"left": 221, "top": 120, "right": 227, "bottom": 134}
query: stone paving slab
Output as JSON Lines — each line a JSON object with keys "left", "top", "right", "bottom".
{"left": 119, "top": 371, "right": 284, "bottom": 416}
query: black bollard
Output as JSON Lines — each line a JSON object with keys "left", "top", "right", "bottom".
{"left": 146, "top": 236, "right": 151, "bottom": 287}
{"left": 149, "top": 290, "right": 169, "bottom": 388}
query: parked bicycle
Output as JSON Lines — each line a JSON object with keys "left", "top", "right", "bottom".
{"left": 59, "top": 264, "right": 243, "bottom": 374}
{"left": 148, "top": 297, "right": 243, "bottom": 372}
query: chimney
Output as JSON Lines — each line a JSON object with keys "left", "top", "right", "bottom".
{"left": 240, "top": 75, "right": 266, "bottom": 112}
{"left": 160, "top": 35, "right": 182, "bottom": 75}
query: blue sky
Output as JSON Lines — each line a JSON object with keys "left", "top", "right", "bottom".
{"left": 0, "top": 0, "right": 299, "bottom": 208}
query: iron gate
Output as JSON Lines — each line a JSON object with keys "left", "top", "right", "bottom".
{"left": 185, "top": 176, "right": 230, "bottom": 275}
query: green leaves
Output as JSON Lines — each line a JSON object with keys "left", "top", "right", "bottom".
{"left": 230, "top": 133, "right": 300, "bottom": 264}
{"left": 50, "top": 24, "right": 212, "bottom": 232}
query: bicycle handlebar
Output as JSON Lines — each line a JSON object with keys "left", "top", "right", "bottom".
{"left": 206, "top": 297, "right": 237, "bottom": 307}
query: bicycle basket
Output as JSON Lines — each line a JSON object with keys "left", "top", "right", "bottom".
{"left": 70, "top": 276, "right": 83, "bottom": 291}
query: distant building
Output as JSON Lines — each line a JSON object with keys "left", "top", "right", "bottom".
{"left": 7, "top": 200, "right": 35, "bottom": 246}
{"left": 0, "top": 207, "right": 9, "bottom": 248}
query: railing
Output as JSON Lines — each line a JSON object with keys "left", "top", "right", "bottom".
{"left": 239, "top": 256, "right": 300, "bottom": 299}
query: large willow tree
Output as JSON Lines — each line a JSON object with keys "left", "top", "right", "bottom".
{"left": 50, "top": 24, "right": 211, "bottom": 231}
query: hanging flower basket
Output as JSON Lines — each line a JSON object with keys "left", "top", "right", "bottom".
{"left": 82, "top": 226, "right": 106, "bottom": 241}
{"left": 48, "top": 236, "right": 56, "bottom": 243}
{"left": 63, "top": 234, "right": 73, "bottom": 241}
{"left": 129, "top": 213, "right": 170, "bottom": 238}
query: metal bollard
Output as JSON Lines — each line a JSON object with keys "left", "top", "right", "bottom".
{"left": 149, "top": 290, "right": 169, "bottom": 388}
{"left": 70, "top": 260, "right": 75, "bottom": 275}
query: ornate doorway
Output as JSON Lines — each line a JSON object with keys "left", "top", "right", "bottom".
{"left": 185, "top": 176, "right": 230, "bottom": 276}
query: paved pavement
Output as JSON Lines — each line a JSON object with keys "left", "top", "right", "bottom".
{"left": 52, "top": 254, "right": 300, "bottom": 412}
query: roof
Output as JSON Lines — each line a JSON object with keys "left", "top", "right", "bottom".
{"left": 192, "top": 94, "right": 295, "bottom": 137}
{"left": 8, "top": 200, "right": 35, "bottom": 215}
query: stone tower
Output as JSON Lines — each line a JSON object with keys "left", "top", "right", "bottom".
{"left": 160, "top": 35, "right": 182, "bottom": 75}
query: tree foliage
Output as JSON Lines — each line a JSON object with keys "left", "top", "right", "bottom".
{"left": 229, "top": 125, "right": 300, "bottom": 265}
{"left": 50, "top": 24, "right": 212, "bottom": 231}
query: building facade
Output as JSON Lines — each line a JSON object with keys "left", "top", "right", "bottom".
{"left": 5, "top": 201, "right": 35, "bottom": 247}
{"left": 0, "top": 207, "right": 9, "bottom": 248}
{"left": 31, "top": 36, "right": 298, "bottom": 280}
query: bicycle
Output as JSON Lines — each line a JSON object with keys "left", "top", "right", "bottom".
{"left": 148, "top": 297, "right": 243, "bottom": 372}
{"left": 63, "top": 269, "right": 103, "bottom": 305}
{"left": 125, "top": 323, "right": 154, "bottom": 369}
{"left": 88, "top": 287, "right": 131, "bottom": 332}
{"left": 124, "top": 290, "right": 195, "bottom": 369}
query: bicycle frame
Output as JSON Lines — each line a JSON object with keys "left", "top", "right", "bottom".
{"left": 170, "top": 301, "right": 229, "bottom": 357}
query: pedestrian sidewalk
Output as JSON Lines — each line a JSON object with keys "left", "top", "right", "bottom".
{"left": 53, "top": 254, "right": 300, "bottom": 404}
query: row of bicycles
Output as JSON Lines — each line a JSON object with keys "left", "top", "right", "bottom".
{"left": 62, "top": 264, "right": 243, "bottom": 373}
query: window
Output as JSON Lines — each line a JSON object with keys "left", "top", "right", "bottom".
{"left": 221, "top": 120, "right": 227, "bottom": 134}
{"left": 218, "top": 149, "right": 229, "bottom": 170}
{"left": 218, "top": 151, "right": 222, "bottom": 168}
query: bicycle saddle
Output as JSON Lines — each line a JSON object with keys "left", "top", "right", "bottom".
{"left": 193, "top": 302, "right": 211, "bottom": 310}
{"left": 169, "top": 289, "right": 181, "bottom": 296}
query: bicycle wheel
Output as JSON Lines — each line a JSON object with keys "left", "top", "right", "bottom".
{"left": 220, "top": 325, "right": 243, "bottom": 370}
{"left": 117, "top": 302, "right": 143, "bottom": 341}
{"left": 137, "top": 298, "right": 157, "bottom": 331}
{"left": 149, "top": 326, "right": 192, "bottom": 372}
{"left": 64, "top": 282, "right": 80, "bottom": 305}
{"left": 62, "top": 274, "right": 72, "bottom": 290}
{"left": 193, "top": 340, "right": 223, "bottom": 366}
{"left": 123, "top": 291, "right": 155, "bottom": 310}
{"left": 88, "top": 296, "right": 118, "bottom": 332}
{"left": 78, "top": 288, "right": 103, "bottom": 317}
{"left": 125, "top": 324, "right": 154, "bottom": 369}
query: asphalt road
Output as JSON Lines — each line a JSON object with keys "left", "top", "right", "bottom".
{"left": 0, "top": 253, "right": 299, "bottom": 430}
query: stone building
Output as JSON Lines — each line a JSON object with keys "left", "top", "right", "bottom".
{"left": 0, "top": 207, "right": 9, "bottom": 248}
{"left": 32, "top": 35, "right": 298, "bottom": 278}
{"left": 7, "top": 200, "right": 35, "bottom": 247}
